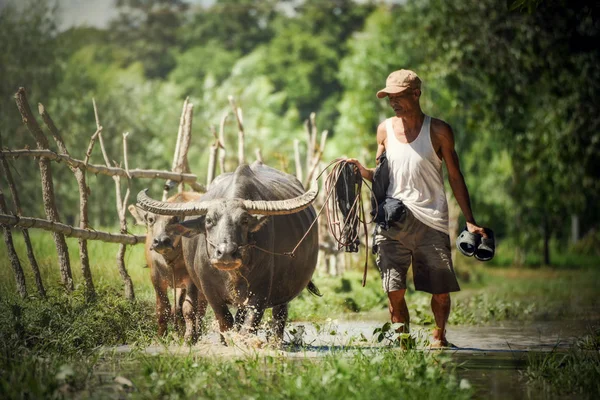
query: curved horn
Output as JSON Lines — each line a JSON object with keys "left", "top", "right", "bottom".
{"left": 136, "top": 189, "right": 218, "bottom": 216}
{"left": 243, "top": 184, "right": 319, "bottom": 215}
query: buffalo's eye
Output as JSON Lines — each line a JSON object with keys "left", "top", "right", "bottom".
{"left": 241, "top": 216, "right": 249, "bottom": 225}
{"left": 205, "top": 217, "right": 213, "bottom": 227}
{"left": 147, "top": 216, "right": 155, "bottom": 225}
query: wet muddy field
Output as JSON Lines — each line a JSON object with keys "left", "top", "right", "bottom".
{"left": 109, "top": 317, "right": 597, "bottom": 399}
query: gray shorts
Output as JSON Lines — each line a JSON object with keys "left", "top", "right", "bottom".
{"left": 374, "top": 209, "right": 460, "bottom": 294}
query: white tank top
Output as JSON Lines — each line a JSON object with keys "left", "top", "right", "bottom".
{"left": 385, "top": 116, "right": 449, "bottom": 234}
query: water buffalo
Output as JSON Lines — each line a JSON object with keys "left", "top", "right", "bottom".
{"left": 129, "top": 191, "right": 207, "bottom": 342}
{"left": 136, "top": 162, "right": 319, "bottom": 341}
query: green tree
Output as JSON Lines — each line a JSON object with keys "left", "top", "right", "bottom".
{"left": 109, "top": 0, "right": 188, "bottom": 79}
{"left": 179, "top": 0, "right": 277, "bottom": 55}
{"left": 335, "top": 0, "right": 599, "bottom": 264}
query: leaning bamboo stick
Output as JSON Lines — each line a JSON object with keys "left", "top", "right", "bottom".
{"left": 255, "top": 148, "right": 263, "bottom": 163}
{"left": 207, "top": 126, "right": 218, "bottom": 186}
{"left": 171, "top": 97, "right": 189, "bottom": 172}
{"left": 0, "top": 189, "right": 28, "bottom": 298}
{"left": 164, "top": 100, "right": 194, "bottom": 199}
{"left": 218, "top": 112, "right": 228, "bottom": 174}
{"left": 39, "top": 103, "right": 96, "bottom": 301}
{"left": 294, "top": 139, "right": 303, "bottom": 183}
{"left": 0, "top": 132, "right": 45, "bottom": 297}
{"left": 0, "top": 150, "right": 205, "bottom": 191}
{"left": 0, "top": 214, "right": 145, "bottom": 244}
{"left": 304, "top": 130, "right": 329, "bottom": 187}
{"left": 228, "top": 96, "right": 245, "bottom": 165}
{"left": 14, "top": 88, "right": 73, "bottom": 291}
{"left": 94, "top": 101, "right": 135, "bottom": 301}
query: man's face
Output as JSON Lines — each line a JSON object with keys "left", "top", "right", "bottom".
{"left": 388, "top": 89, "right": 419, "bottom": 116}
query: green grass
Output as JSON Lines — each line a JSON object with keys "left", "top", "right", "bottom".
{"left": 126, "top": 349, "right": 472, "bottom": 400}
{"left": 524, "top": 326, "right": 600, "bottom": 398}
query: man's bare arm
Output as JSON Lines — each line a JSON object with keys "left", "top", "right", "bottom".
{"left": 346, "top": 122, "right": 387, "bottom": 182}
{"left": 435, "top": 120, "right": 486, "bottom": 236}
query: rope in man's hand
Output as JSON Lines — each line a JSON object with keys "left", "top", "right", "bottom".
{"left": 317, "top": 159, "right": 375, "bottom": 287}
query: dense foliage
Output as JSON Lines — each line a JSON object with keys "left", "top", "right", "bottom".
{"left": 1, "top": 0, "right": 598, "bottom": 264}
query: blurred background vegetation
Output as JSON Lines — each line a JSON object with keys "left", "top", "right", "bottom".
{"left": 0, "top": 0, "right": 598, "bottom": 267}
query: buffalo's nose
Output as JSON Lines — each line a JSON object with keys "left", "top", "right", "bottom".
{"left": 152, "top": 235, "right": 172, "bottom": 250}
{"left": 214, "top": 242, "right": 240, "bottom": 261}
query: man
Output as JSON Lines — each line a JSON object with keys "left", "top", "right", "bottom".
{"left": 347, "top": 69, "right": 486, "bottom": 348}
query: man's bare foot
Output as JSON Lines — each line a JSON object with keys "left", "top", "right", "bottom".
{"left": 428, "top": 339, "right": 456, "bottom": 349}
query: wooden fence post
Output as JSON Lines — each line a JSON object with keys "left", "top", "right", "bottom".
{"left": 39, "top": 103, "right": 96, "bottom": 301}
{"left": 0, "top": 132, "right": 46, "bottom": 298}
{"left": 14, "top": 88, "right": 74, "bottom": 291}
{"left": 0, "top": 188, "right": 28, "bottom": 298}
{"left": 94, "top": 99, "right": 135, "bottom": 301}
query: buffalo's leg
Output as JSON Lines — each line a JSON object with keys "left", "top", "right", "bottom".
{"left": 196, "top": 290, "right": 208, "bottom": 337}
{"left": 153, "top": 278, "right": 170, "bottom": 337}
{"left": 239, "top": 301, "right": 265, "bottom": 336}
{"left": 211, "top": 302, "right": 234, "bottom": 344}
{"left": 173, "top": 287, "right": 186, "bottom": 336}
{"left": 234, "top": 307, "right": 248, "bottom": 331}
{"left": 182, "top": 285, "right": 198, "bottom": 344}
{"left": 271, "top": 303, "right": 288, "bottom": 342}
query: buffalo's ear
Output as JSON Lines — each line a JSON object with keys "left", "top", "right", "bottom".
{"left": 128, "top": 205, "right": 147, "bottom": 226}
{"left": 165, "top": 216, "right": 205, "bottom": 238}
{"left": 249, "top": 215, "right": 270, "bottom": 233}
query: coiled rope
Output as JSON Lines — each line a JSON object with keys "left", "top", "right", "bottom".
{"left": 317, "top": 159, "right": 375, "bottom": 287}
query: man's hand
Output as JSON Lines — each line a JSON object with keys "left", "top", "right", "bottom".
{"left": 466, "top": 221, "right": 487, "bottom": 238}
{"left": 345, "top": 158, "right": 373, "bottom": 181}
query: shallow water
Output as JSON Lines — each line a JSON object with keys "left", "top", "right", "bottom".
{"left": 110, "top": 318, "right": 597, "bottom": 399}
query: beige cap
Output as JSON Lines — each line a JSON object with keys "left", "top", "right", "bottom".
{"left": 376, "top": 69, "right": 421, "bottom": 98}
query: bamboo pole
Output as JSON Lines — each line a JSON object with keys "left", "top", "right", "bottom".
{"left": 171, "top": 97, "right": 189, "bottom": 172}
{"left": 228, "top": 96, "right": 245, "bottom": 165}
{"left": 305, "top": 113, "right": 318, "bottom": 175}
{"left": 0, "top": 132, "right": 45, "bottom": 297}
{"left": 178, "top": 104, "right": 193, "bottom": 175}
{"left": 294, "top": 139, "right": 303, "bottom": 183}
{"left": 94, "top": 100, "right": 135, "bottom": 301}
{"left": 0, "top": 214, "right": 145, "bottom": 244}
{"left": 207, "top": 126, "right": 218, "bottom": 186}
{"left": 304, "top": 130, "right": 329, "bottom": 187}
{"left": 14, "top": 88, "right": 74, "bottom": 291}
{"left": 0, "top": 189, "right": 28, "bottom": 298}
{"left": 0, "top": 150, "right": 205, "bottom": 191}
{"left": 218, "top": 112, "right": 228, "bottom": 174}
{"left": 39, "top": 103, "right": 96, "bottom": 301}
{"left": 255, "top": 148, "right": 263, "bottom": 163}
{"left": 164, "top": 98, "right": 190, "bottom": 200}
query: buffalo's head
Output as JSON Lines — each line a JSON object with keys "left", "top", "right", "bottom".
{"left": 135, "top": 186, "right": 318, "bottom": 271}
{"left": 129, "top": 192, "right": 202, "bottom": 258}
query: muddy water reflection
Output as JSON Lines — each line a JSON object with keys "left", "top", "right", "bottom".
{"left": 286, "top": 319, "right": 596, "bottom": 399}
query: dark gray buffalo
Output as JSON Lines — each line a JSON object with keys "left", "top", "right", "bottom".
{"left": 136, "top": 162, "right": 318, "bottom": 341}
{"left": 129, "top": 192, "right": 207, "bottom": 342}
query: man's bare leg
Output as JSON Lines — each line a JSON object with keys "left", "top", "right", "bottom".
{"left": 388, "top": 289, "right": 410, "bottom": 333}
{"left": 431, "top": 293, "right": 451, "bottom": 346}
